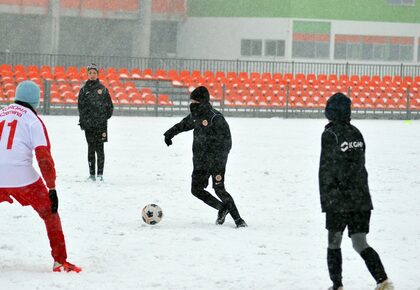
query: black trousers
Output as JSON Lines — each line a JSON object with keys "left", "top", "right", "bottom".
{"left": 85, "top": 129, "right": 106, "bottom": 175}
{"left": 191, "top": 168, "right": 242, "bottom": 221}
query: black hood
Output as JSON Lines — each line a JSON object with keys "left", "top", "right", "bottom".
{"left": 325, "top": 93, "right": 351, "bottom": 122}
{"left": 190, "top": 86, "right": 210, "bottom": 103}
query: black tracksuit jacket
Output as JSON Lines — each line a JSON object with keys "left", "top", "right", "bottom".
{"left": 164, "top": 107, "right": 232, "bottom": 171}
{"left": 77, "top": 79, "right": 113, "bottom": 131}
{"left": 319, "top": 121, "right": 373, "bottom": 213}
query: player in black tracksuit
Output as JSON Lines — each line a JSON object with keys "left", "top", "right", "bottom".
{"left": 78, "top": 64, "right": 113, "bottom": 181}
{"left": 164, "top": 86, "right": 247, "bottom": 228}
{"left": 319, "top": 93, "right": 393, "bottom": 290}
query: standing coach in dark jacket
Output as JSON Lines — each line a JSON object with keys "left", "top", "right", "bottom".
{"left": 319, "top": 93, "right": 393, "bottom": 290}
{"left": 164, "top": 86, "right": 247, "bottom": 228}
{"left": 78, "top": 63, "right": 113, "bottom": 181}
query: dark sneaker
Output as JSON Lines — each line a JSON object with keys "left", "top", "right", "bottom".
{"left": 235, "top": 218, "right": 248, "bottom": 228}
{"left": 97, "top": 175, "right": 104, "bottom": 182}
{"left": 215, "top": 207, "right": 229, "bottom": 225}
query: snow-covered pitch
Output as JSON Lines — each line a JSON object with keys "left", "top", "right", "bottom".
{"left": 1, "top": 116, "right": 419, "bottom": 290}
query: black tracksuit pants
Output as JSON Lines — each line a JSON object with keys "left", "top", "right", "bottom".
{"left": 191, "top": 167, "right": 242, "bottom": 222}
{"left": 85, "top": 130, "right": 106, "bottom": 176}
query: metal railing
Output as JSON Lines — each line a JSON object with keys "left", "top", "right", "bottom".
{"left": 1, "top": 51, "right": 419, "bottom": 78}
{"left": 34, "top": 79, "right": 419, "bottom": 120}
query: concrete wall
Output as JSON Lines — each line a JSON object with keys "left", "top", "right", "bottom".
{"left": 177, "top": 17, "right": 420, "bottom": 63}
{"left": 177, "top": 17, "right": 291, "bottom": 60}
{"left": 0, "top": 14, "right": 44, "bottom": 53}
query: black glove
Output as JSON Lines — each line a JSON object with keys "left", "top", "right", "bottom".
{"left": 49, "top": 189, "right": 59, "bottom": 214}
{"left": 164, "top": 136, "right": 173, "bottom": 146}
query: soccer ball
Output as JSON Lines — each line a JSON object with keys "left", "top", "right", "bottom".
{"left": 141, "top": 204, "right": 163, "bottom": 225}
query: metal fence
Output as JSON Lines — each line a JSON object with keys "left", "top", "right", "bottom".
{"left": 2, "top": 51, "right": 420, "bottom": 119}
{"left": 1, "top": 51, "right": 420, "bottom": 78}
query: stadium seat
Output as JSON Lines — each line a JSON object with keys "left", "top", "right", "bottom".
{"left": 393, "top": 76, "right": 402, "bottom": 86}
{"left": 0, "top": 64, "right": 12, "bottom": 73}
{"left": 131, "top": 68, "right": 142, "bottom": 79}
{"left": 144, "top": 94, "right": 157, "bottom": 105}
{"left": 130, "top": 92, "right": 143, "bottom": 105}
{"left": 248, "top": 72, "right": 259, "bottom": 82}
{"left": 295, "top": 73, "right": 305, "bottom": 85}
{"left": 268, "top": 95, "right": 282, "bottom": 107}
{"left": 350, "top": 75, "right": 360, "bottom": 86}
{"left": 360, "top": 75, "right": 370, "bottom": 85}
{"left": 272, "top": 73, "right": 282, "bottom": 84}
{"left": 283, "top": 73, "right": 293, "bottom": 83}
{"left": 317, "top": 74, "right": 327, "bottom": 85}
{"left": 157, "top": 94, "right": 172, "bottom": 106}
{"left": 215, "top": 71, "right": 226, "bottom": 83}
{"left": 203, "top": 71, "right": 215, "bottom": 81}
{"left": 118, "top": 68, "right": 131, "bottom": 79}
{"left": 306, "top": 74, "right": 316, "bottom": 85}
{"left": 383, "top": 75, "right": 392, "bottom": 86}
{"left": 116, "top": 91, "right": 129, "bottom": 104}
{"left": 339, "top": 74, "right": 349, "bottom": 85}
{"left": 328, "top": 74, "right": 338, "bottom": 84}
{"left": 155, "top": 69, "right": 168, "bottom": 80}
{"left": 63, "top": 91, "right": 77, "bottom": 104}
{"left": 142, "top": 68, "right": 155, "bottom": 79}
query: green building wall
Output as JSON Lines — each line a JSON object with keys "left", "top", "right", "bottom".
{"left": 187, "top": 0, "right": 420, "bottom": 24}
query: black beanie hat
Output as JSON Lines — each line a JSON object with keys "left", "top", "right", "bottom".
{"left": 190, "top": 86, "right": 210, "bottom": 103}
{"left": 87, "top": 63, "right": 99, "bottom": 73}
{"left": 325, "top": 92, "right": 351, "bottom": 122}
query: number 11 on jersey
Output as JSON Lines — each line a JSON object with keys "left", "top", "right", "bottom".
{"left": 0, "top": 120, "right": 18, "bottom": 150}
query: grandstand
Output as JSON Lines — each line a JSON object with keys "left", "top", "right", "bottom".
{"left": 0, "top": 0, "right": 419, "bottom": 118}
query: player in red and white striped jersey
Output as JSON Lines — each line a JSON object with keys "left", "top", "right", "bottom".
{"left": 0, "top": 81, "right": 81, "bottom": 273}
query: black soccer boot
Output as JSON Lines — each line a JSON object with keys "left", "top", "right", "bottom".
{"left": 216, "top": 206, "right": 229, "bottom": 225}
{"left": 235, "top": 218, "right": 248, "bottom": 228}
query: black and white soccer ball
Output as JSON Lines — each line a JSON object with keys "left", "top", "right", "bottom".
{"left": 141, "top": 204, "right": 163, "bottom": 225}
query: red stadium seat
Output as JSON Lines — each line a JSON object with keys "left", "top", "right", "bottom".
{"left": 328, "top": 74, "right": 338, "bottom": 84}
{"left": 295, "top": 73, "right": 305, "bottom": 85}
{"left": 360, "top": 75, "right": 370, "bottom": 85}
{"left": 144, "top": 94, "right": 157, "bottom": 105}
{"left": 317, "top": 74, "right": 327, "bottom": 85}
{"left": 283, "top": 73, "right": 293, "bottom": 83}
{"left": 0, "top": 64, "right": 12, "bottom": 73}
{"left": 131, "top": 68, "right": 142, "bottom": 79}
{"left": 143, "top": 68, "right": 154, "bottom": 79}
{"left": 306, "top": 74, "right": 316, "bottom": 85}
{"left": 158, "top": 94, "right": 173, "bottom": 106}
{"left": 116, "top": 91, "right": 129, "bottom": 104}
{"left": 350, "top": 75, "right": 360, "bottom": 86}
{"left": 130, "top": 92, "right": 143, "bottom": 105}
{"left": 118, "top": 68, "right": 131, "bottom": 79}
{"left": 155, "top": 69, "right": 168, "bottom": 80}
{"left": 382, "top": 75, "right": 392, "bottom": 86}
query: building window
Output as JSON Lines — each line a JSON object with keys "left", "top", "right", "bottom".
{"left": 241, "top": 39, "right": 262, "bottom": 57}
{"left": 388, "top": 0, "right": 415, "bottom": 5}
{"left": 292, "top": 21, "right": 331, "bottom": 59}
{"left": 265, "top": 40, "right": 285, "bottom": 57}
{"left": 334, "top": 35, "right": 414, "bottom": 62}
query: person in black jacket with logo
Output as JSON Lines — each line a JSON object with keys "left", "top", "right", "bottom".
{"left": 164, "top": 86, "right": 247, "bottom": 228}
{"left": 78, "top": 63, "right": 113, "bottom": 181}
{"left": 319, "top": 93, "right": 393, "bottom": 290}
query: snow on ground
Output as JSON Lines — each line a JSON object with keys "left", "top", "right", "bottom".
{"left": 1, "top": 115, "right": 420, "bottom": 290}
